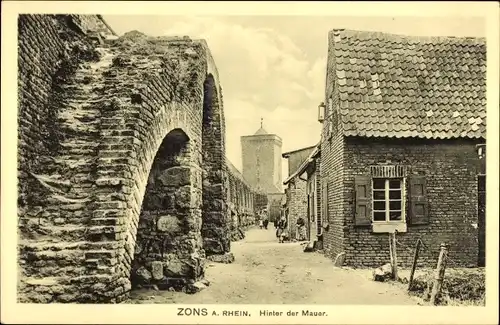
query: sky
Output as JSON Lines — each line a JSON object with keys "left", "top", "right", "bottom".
{"left": 103, "top": 15, "right": 485, "bottom": 189}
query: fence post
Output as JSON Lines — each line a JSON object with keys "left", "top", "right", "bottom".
{"left": 391, "top": 231, "right": 398, "bottom": 280}
{"left": 407, "top": 239, "right": 422, "bottom": 291}
{"left": 430, "top": 243, "right": 448, "bottom": 305}
{"left": 388, "top": 233, "right": 394, "bottom": 270}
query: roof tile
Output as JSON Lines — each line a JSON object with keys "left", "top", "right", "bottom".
{"left": 330, "top": 29, "right": 486, "bottom": 139}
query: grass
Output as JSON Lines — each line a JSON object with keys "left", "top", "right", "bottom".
{"left": 405, "top": 267, "right": 485, "bottom": 306}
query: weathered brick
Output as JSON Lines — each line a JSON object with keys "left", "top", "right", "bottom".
{"left": 18, "top": 14, "right": 267, "bottom": 303}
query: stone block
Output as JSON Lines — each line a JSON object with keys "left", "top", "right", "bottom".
{"left": 202, "top": 212, "right": 225, "bottom": 226}
{"left": 95, "top": 177, "right": 123, "bottom": 187}
{"left": 203, "top": 238, "right": 225, "bottom": 255}
{"left": 136, "top": 266, "right": 152, "bottom": 283}
{"left": 151, "top": 261, "right": 164, "bottom": 280}
{"left": 208, "top": 199, "right": 226, "bottom": 211}
{"left": 372, "top": 263, "right": 393, "bottom": 282}
{"left": 164, "top": 259, "right": 191, "bottom": 277}
{"left": 157, "top": 215, "right": 181, "bottom": 233}
{"left": 207, "top": 183, "right": 224, "bottom": 197}
{"left": 206, "top": 252, "right": 235, "bottom": 264}
{"left": 184, "top": 281, "right": 207, "bottom": 294}
{"left": 158, "top": 166, "right": 191, "bottom": 187}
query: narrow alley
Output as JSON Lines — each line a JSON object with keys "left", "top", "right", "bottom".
{"left": 129, "top": 227, "right": 419, "bottom": 305}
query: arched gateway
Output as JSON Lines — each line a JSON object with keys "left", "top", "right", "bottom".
{"left": 17, "top": 15, "right": 231, "bottom": 303}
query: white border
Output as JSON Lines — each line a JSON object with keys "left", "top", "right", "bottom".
{"left": 1, "top": 2, "right": 499, "bottom": 324}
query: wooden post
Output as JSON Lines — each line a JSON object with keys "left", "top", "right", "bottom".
{"left": 407, "top": 239, "right": 422, "bottom": 291}
{"left": 388, "top": 233, "right": 394, "bottom": 270}
{"left": 391, "top": 232, "right": 398, "bottom": 280}
{"left": 430, "top": 243, "right": 449, "bottom": 305}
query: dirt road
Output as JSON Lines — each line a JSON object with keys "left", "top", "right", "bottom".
{"left": 129, "top": 227, "right": 419, "bottom": 305}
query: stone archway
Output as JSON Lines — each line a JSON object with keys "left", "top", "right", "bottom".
{"left": 201, "top": 74, "right": 230, "bottom": 259}
{"left": 130, "top": 128, "right": 203, "bottom": 291}
{"left": 17, "top": 17, "right": 224, "bottom": 302}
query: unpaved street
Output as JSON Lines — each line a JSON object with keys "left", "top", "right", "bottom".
{"left": 130, "top": 227, "right": 419, "bottom": 304}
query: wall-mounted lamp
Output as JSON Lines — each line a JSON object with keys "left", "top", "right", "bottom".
{"left": 476, "top": 144, "right": 486, "bottom": 159}
{"left": 318, "top": 102, "right": 325, "bottom": 123}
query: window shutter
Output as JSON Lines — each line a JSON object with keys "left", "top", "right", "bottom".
{"left": 354, "top": 175, "right": 371, "bottom": 226}
{"left": 409, "top": 175, "right": 429, "bottom": 225}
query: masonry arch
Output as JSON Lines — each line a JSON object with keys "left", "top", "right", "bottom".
{"left": 17, "top": 26, "right": 227, "bottom": 302}
{"left": 201, "top": 74, "right": 230, "bottom": 257}
{"left": 128, "top": 128, "right": 203, "bottom": 290}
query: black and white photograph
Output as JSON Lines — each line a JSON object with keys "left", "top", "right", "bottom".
{"left": 1, "top": 1, "right": 499, "bottom": 324}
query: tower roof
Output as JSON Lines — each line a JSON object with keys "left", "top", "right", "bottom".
{"left": 254, "top": 127, "right": 268, "bottom": 135}
{"left": 254, "top": 117, "right": 268, "bottom": 135}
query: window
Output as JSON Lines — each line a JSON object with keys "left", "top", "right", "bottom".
{"left": 355, "top": 170, "right": 426, "bottom": 232}
{"left": 372, "top": 178, "right": 405, "bottom": 223}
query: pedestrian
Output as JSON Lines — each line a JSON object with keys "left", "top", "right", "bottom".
{"left": 259, "top": 219, "right": 263, "bottom": 229}
{"left": 273, "top": 219, "right": 278, "bottom": 229}
{"left": 296, "top": 216, "right": 306, "bottom": 241}
{"left": 276, "top": 215, "right": 288, "bottom": 243}
{"left": 263, "top": 218, "right": 269, "bottom": 229}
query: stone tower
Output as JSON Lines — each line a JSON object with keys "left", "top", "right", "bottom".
{"left": 241, "top": 119, "right": 283, "bottom": 193}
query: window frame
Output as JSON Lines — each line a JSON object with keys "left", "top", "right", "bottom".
{"left": 371, "top": 177, "right": 406, "bottom": 223}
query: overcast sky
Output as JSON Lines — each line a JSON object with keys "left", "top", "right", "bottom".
{"left": 103, "top": 15, "right": 485, "bottom": 186}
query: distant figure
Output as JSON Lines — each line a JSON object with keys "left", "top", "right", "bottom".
{"left": 273, "top": 219, "right": 278, "bottom": 229}
{"left": 259, "top": 219, "right": 263, "bottom": 229}
{"left": 276, "top": 216, "right": 288, "bottom": 243}
{"left": 263, "top": 218, "right": 269, "bottom": 229}
{"left": 296, "top": 217, "right": 306, "bottom": 241}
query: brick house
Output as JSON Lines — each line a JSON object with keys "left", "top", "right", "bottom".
{"left": 283, "top": 145, "right": 316, "bottom": 240}
{"left": 318, "top": 29, "right": 486, "bottom": 268}
{"left": 285, "top": 144, "right": 322, "bottom": 243}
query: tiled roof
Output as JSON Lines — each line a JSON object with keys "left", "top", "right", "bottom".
{"left": 330, "top": 29, "right": 486, "bottom": 139}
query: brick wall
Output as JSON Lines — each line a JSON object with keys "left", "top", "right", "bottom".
{"left": 17, "top": 14, "right": 119, "bottom": 303}
{"left": 17, "top": 15, "right": 230, "bottom": 302}
{"left": 285, "top": 178, "right": 307, "bottom": 240}
{"left": 319, "top": 31, "right": 346, "bottom": 260}
{"left": 342, "top": 137, "right": 481, "bottom": 268}
{"left": 315, "top": 158, "right": 322, "bottom": 238}
{"left": 201, "top": 74, "right": 229, "bottom": 256}
{"left": 17, "top": 14, "right": 102, "bottom": 229}
{"left": 226, "top": 158, "right": 266, "bottom": 241}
